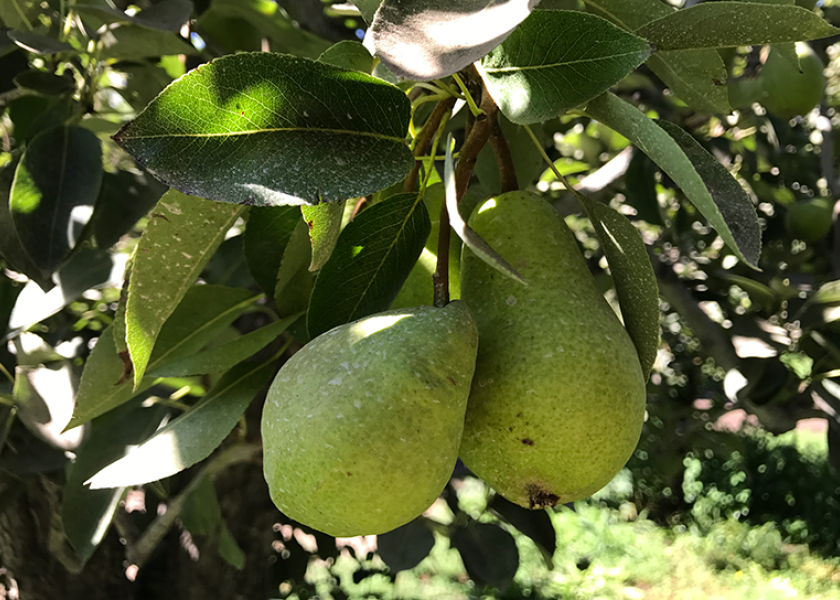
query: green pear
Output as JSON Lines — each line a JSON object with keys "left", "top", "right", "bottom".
{"left": 261, "top": 301, "right": 478, "bottom": 536}
{"left": 458, "top": 191, "right": 646, "bottom": 508}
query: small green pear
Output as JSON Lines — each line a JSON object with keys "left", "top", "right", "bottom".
{"left": 459, "top": 191, "right": 646, "bottom": 508}
{"left": 261, "top": 301, "right": 477, "bottom": 536}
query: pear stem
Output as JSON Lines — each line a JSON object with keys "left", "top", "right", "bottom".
{"left": 433, "top": 71, "right": 500, "bottom": 308}
{"left": 488, "top": 118, "right": 518, "bottom": 193}
{"left": 403, "top": 96, "right": 457, "bottom": 194}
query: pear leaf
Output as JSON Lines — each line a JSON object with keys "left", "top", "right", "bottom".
{"left": 126, "top": 191, "right": 245, "bottom": 387}
{"left": 584, "top": 0, "right": 731, "bottom": 113}
{"left": 479, "top": 10, "right": 652, "bottom": 124}
{"left": 578, "top": 195, "right": 660, "bottom": 377}
{"left": 243, "top": 205, "right": 302, "bottom": 297}
{"left": 451, "top": 522, "right": 519, "bottom": 592}
{"left": 377, "top": 518, "right": 435, "bottom": 572}
{"left": 301, "top": 201, "right": 345, "bottom": 271}
{"left": 63, "top": 402, "right": 169, "bottom": 566}
{"left": 86, "top": 361, "right": 274, "bottom": 489}
{"left": 370, "top": 0, "right": 540, "bottom": 81}
{"left": 307, "top": 193, "right": 430, "bottom": 338}
{"left": 74, "top": 0, "right": 193, "bottom": 33}
{"left": 585, "top": 93, "right": 760, "bottom": 268}
{"left": 113, "top": 53, "right": 413, "bottom": 206}
{"left": 69, "top": 286, "right": 259, "bottom": 429}
{"left": 318, "top": 40, "right": 374, "bottom": 73}
{"left": 149, "top": 314, "right": 299, "bottom": 377}
{"left": 8, "top": 30, "right": 74, "bottom": 54}
{"left": 636, "top": 2, "right": 838, "bottom": 51}
{"left": 9, "top": 126, "right": 102, "bottom": 275}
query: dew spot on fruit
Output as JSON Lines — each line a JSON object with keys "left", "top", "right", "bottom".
{"left": 506, "top": 295, "right": 518, "bottom": 306}
{"left": 353, "top": 400, "right": 362, "bottom": 409}
{"left": 336, "top": 413, "right": 343, "bottom": 419}
{"left": 328, "top": 376, "right": 342, "bottom": 385}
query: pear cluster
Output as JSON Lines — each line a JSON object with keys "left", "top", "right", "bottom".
{"left": 261, "top": 191, "right": 647, "bottom": 536}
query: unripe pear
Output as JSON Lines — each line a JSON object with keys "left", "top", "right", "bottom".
{"left": 785, "top": 197, "right": 833, "bottom": 243}
{"left": 261, "top": 301, "right": 478, "bottom": 536}
{"left": 459, "top": 191, "right": 646, "bottom": 508}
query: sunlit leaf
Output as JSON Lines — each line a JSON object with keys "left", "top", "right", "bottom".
{"left": 113, "top": 53, "right": 413, "bottom": 206}
{"left": 480, "top": 10, "right": 652, "bottom": 124}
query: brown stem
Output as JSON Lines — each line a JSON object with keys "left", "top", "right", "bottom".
{"left": 402, "top": 96, "right": 458, "bottom": 194}
{"left": 432, "top": 71, "right": 499, "bottom": 307}
{"left": 488, "top": 118, "right": 518, "bottom": 193}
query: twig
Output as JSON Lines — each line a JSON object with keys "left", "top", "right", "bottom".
{"left": 403, "top": 97, "right": 457, "bottom": 194}
{"left": 488, "top": 118, "right": 517, "bottom": 193}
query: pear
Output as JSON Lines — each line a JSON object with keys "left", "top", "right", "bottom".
{"left": 458, "top": 191, "right": 646, "bottom": 508}
{"left": 261, "top": 301, "right": 478, "bottom": 536}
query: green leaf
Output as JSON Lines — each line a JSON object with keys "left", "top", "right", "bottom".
{"left": 125, "top": 190, "right": 245, "bottom": 387}
{"left": 98, "top": 24, "right": 197, "bottom": 60}
{"left": 636, "top": 2, "right": 838, "bottom": 51}
{"left": 306, "top": 192, "right": 430, "bottom": 338}
{"left": 180, "top": 474, "right": 246, "bottom": 569}
{"left": 90, "top": 169, "right": 167, "bottom": 249}
{"left": 583, "top": 0, "right": 731, "bottom": 113}
{"left": 371, "top": 0, "right": 540, "bottom": 80}
{"left": 480, "top": 10, "right": 652, "bottom": 124}
{"left": 149, "top": 314, "right": 298, "bottom": 377}
{"left": 8, "top": 30, "right": 74, "bottom": 54}
{"left": 74, "top": 0, "right": 193, "bottom": 33}
{"left": 63, "top": 401, "right": 168, "bottom": 566}
{"left": 578, "top": 195, "right": 660, "bottom": 377}
{"left": 318, "top": 40, "right": 374, "bottom": 73}
{"left": 0, "top": 157, "right": 51, "bottom": 289}
{"left": 69, "top": 285, "right": 259, "bottom": 429}
{"left": 274, "top": 219, "right": 314, "bottom": 318}
{"left": 10, "top": 126, "right": 103, "bottom": 275}
{"left": 113, "top": 53, "right": 413, "bottom": 206}
{"left": 86, "top": 361, "right": 275, "bottom": 489}
{"left": 243, "top": 205, "right": 302, "bottom": 297}
{"left": 301, "top": 201, "right": 345, "bottom": 271}
{"left": 585, "top": 93, "right": 760, "bottom": 268}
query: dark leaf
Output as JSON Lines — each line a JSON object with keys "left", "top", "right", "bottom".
{"left": 90, "top": 169, "right": 167, "bottom": 249}
{"left": 9, "top": 126, "right": 103, "bottom": 274}
{"left": 13, "top": 70, "right": 75, "bottom": 95}
{"left": 200, "top": 235, "right": 256, "bottom": 289}
{"left": 63, "top": 400, "right": 169, "bottom": 566}
{"left": 488, "top": 494, "right": 555, "bottom": 567}
{"left": 74, "top": 0, "right": 194, "bottom": 33}
{"left": 113, "top": 53, "right": 413, "bottom": 206}
{"left": 8, "top": 30, "right": 74, "bottom": 54}
{"left": 98, "top": 25, "right": 197, "bottom": 60}
{"left": 451, "top": 521, "right": 519, "bottom": 592}
{"left": 377, "top": 517, "right": 435, "bottom": 572}
{"left": 306, "top": 193, "right": 430, "bottom": 338}
{"left": 243, "top": 205, "right": 302, "bottom": 297}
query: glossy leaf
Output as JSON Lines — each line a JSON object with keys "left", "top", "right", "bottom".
{"left": 8, "top": 30, "right": 74, "bottom": 54}
{"left": 301, "top": 201, "right": 345, "bottom": 271}
{"left": 10, "top": 126, "right": 103, "bottom": 274}
{"left": 68, "top": 286, "right": 259, "bottom": 428}
{"left": 451, "top": 522, "right": 519, "bottom": 592}
{"left": 125, "top": 190, "right": 245, "bottom": 387}
{"left": 63, "top": 401, "right": 169, "bottom": 566}
{"left": 243, "top": 205, "right": 302, "bottom": 297}
{"left": 318, "top": 40, "right": 374, "bottom": 73}
{"left": 377, "top": 517, "right": 435, "bottom": 572}
{"left": 579, "top": 195, "right": 660, "bottom": 377}
{"left": 87, "top": 361, "right": 274, "bottom": 489}
{"left": 98, "top": 25, "right": 197, "bottom": 60}
{"left": 371, "top": 0, "right": 540, "bottom": 80}
{"left": 113, "top": 53, "right": 413, "bottom": 206}
{"left": 306, "top": 192, "right": 430, "bottom": 338}
{"left": 480, "top": 10, "right": 652, "bottom": 124}
{"left": 74, "top": 0, "right": 193, "bottom": 33}
{"left": 636, "top": 2, "right": 838, "bottom": 51}
{"left": 585, "top": 93, "right": 760, "bottom": 268}
{"left": 584, "top": 0, "right": 730, "bottom": 114}
{"left": 90, "top": 169, "right": 167, "bottom": 249}
{"left": 7, "top": 249, "right": 117, "bottom": 338}
{"left": 0, "top": 157, "right": 51, "bottom": 289}
{"left": 149, "top": 314, "right": 298, "bottom": 377}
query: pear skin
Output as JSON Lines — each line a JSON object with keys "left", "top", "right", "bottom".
{"left": 459, "top": 192, "right": 646, "bottom": 508}
{"left": 261, "top": 301, "right": 477, "bottom": 536}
